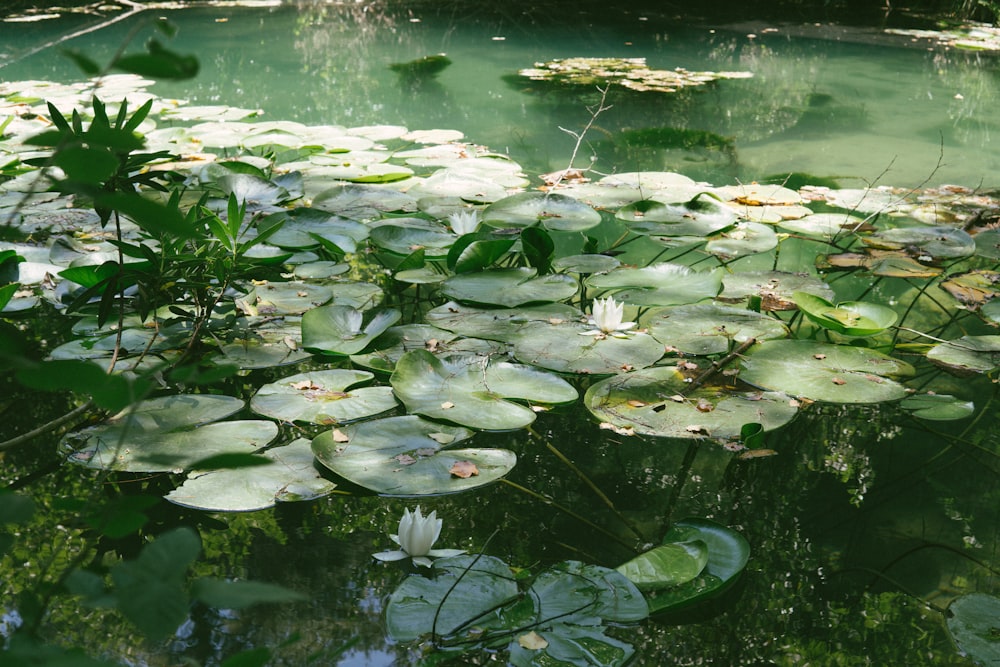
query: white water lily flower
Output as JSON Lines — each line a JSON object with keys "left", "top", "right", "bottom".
{"left": 344, "top": 308, "right": 364, "bottom": 336}
{"left": 448, "top": 209, "right": 480, "bottom": 235}
{"left": 372, "top": 506, "right": 465, "bottom": 568}
{"left": 581, "top": 295, "right": 636, "bottom": 337}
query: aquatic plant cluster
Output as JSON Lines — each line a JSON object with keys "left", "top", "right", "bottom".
{"left": 3, "top": 70, "right": 1000, "bottom": 663}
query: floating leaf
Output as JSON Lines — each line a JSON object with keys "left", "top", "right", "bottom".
{"left": 587, "top": 264, "right": 723, "bottom": 306}
{"left": 391, "top": 351, "right": 577, "bottom": 430}
{"left": 552, "top": 254, "right": 621, "bottom": 274}
{"left": 863, "top": 225, "right": 975, "bottom": 260}
{"left": 512, "top": 321, "right": 665, "bottom": 375}
{"left": 165, "top": 438, "right": 338, "bottom": 512}
{"left": 441, "top": 268, "right": 578, "bottom": 307}
{"left": 940, "top": 270, "right": 1000, "bottom": 308}
{"left": 946, "top": 594, "right": 1000, "bottom": 666}
{"left": 517, "top": 57, "right": 751, "bottom": 94}
{"left": 740, "top": 340, "right": 913, "bottom": 403}
{"left": 312, "top": 415, "right": 514, "bottom": 495}
{"left": 350, "top": 323, "right": 504, "bottom": 373}
{"left": 778, "top": 212, "right": 865, "bottom": 239}
{"left": 483, "top": 192, "right": 601, "bottom": 232}
{"left": 250, "top": 369, "right": 397, "bottom": 424}
{"left": 704, "top": 222, "right": 778, "bottom": 259}
{"left": 719, "top": 270, "right": 834, "bottom": 310}
{"left": 616, "top": 195, "right": 737, "bottom": 238}
{"left": 646, "top": 303, "right": 788, "bottom": 355}
{"left": 66, "top": 420, "right": 278, "bottom": 473}
{"left": 927, "top": 335, "right": 1000, "bottom": 374}
{"left": 301, "top": 305, "right": 401, "bottom": 355}
{"left": 312, "top": 184, "right": 417, "bottom": 220}
{"left": 818, "top": 250, "right": 942, "bottom": 278}
{"left": 646, "top": 518, "right": 751, "bottom": 614}
{"left": 616, "top": 541, "right": 708, "bottom": 591}
{"left": 385, "top": 555, "right": 519, "bottom": 643}
{"left": 584, "top": 366, "right": 797, "bottom": 439}
{"left": 369, "top": 218, "right": 456, "bottom": 258}
{"left": 792, "top": 291, "right": 898, "bottom": 337}
{"left": 425, "top": 301, "right": 581, "bottom": 342}
{"left": 899, "top": 393, "right": 974, "bottom": 421}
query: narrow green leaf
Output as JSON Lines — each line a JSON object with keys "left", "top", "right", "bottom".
{"left": 46, "top": 102, "right": 73, "bottom": 134}
{"left": 61, "top": 48, "right": 101, "bottom": 75}
{"left": 192, "top": 578, "right": 307, "bottom": 609}
{"left": 521, "top": 225, "right": 554, "bottom": 274}
{"left": 123, "top": 98, "right": 154, "bottom": 132}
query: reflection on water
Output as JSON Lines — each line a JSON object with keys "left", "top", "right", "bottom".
{"left": 2, "top": 2, "right": 1000, "bottom": 188}
{"left": 1, "top": 3, "right": 998, "bottom": 666}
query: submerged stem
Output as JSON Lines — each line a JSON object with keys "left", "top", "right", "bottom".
{"left": 499, "top": 479, "right": 639, "bottom": 553}
{"left": 543, "top": 440, "right": 648, "bottom": 543}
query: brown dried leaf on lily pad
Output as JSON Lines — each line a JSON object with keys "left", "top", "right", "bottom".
{"left": 449, "top": 460, "right": 479, "bottom": 478}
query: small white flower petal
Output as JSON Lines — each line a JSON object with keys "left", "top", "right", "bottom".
{"left": 372, "top": 550, "right": 410, "bottom": 562}
{"left": 428, "top": 548, "right": 466, "bottom": 558}
{"left": 411, "top": 556, "right": 434, "bottom": 568}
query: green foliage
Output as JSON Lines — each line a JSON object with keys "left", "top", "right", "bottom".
{"left": 66, "top": 527, "right": 302, "bottom": 641}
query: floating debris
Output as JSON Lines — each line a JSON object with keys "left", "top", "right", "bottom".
{"left": 516, "top": 57, "right": 753, "bottom": 93}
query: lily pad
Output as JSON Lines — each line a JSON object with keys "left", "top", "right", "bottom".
{"left": 386, "top": 555, "right": 520, "bottom": 643}
{"left": 301, "top": 305, "right": 401, "bottom": 356}
{"left": 250, "top": 369, "right": 397, "bottom": 424}
{"left": 616, "top": 195, "right": 737, "bottom": 238}
{"left": 973, "top": 229, "right": 1000, "bottom": 260}
{"left": 165, "top": 438, "right": 338, "bottom": 512}
{"left": 940, "top": 270, "right": 1000, "bottom": 308}
{"left": 704, "top": 222, "right": 778, "bottom": 259}
{"left": 349, "top": 324, "right": 505, "bottom": 373}
{"left": 864, "top": 225, "right": 975, "bottom": 260}
{"left": 792, "top": 291, "right": 898, "bottom": 337}
{"left": 512, "top": 321, "right": 666, "bottom": 375}
{"left": 218, "top": 316, "right": 312, "bottom": 370}
{"left": 584, "top": 366, "right": 798, "bottom": 439}
{"left": 899, "top": 393, "right": 974, "bottom": 421}
{"left": 778, "top": 212, "right": 865, "bottom": 239}
{"left": 264, "top": 208, "right": 369, "bottom": 252}
{"left": 238, "top": 282, "right": 333, "bottom": 316}
{"left": 441, "top": 268, "right": 578, "bottom": 307}
{"left": 946, "top": 593, "right": 1000, "bottom": 666}
{"left": 66, "top": 416, "right": 278, "bottom": 473}
{"left": 719, "top": 270, "right": 835, "bottom": 310}
{"left": 391, "top": 350, "right": 577, "bottom": 430}
{"left": 616, "top": 541, "right": 708, "bottom": 591}
{"left": 526, "top": 560, "right": 649, "bottom": 625}
{"left": 483, "top": 192, "right": 602, "bottom": 232}
{"left": 369, "top": 218, "right": 456, "bottom": 258}
{"left": 927, "top": 335, "right": 1000, "bottom": 374}
{"left": 312, "top": 184, "right": 418, "bottom": 220}
{"left": 517, "top": 57, "right": 751, "bottom": 94}
{"left": 588, "top": 264, "right": 723, "bottom": 307}
{"left": 818, "top": 250, "right": 942, "bottom": 278}
{"left": 311, "top": 415, "right": 514, "bottom": 495}
{"left": 646, "top": 518, "right": 751, "bottom": 614}
{"left": 406, "top": 169, "right": 508, "bottom": 203}
{"left": 740, "top": 340, "right": 913, "bottom": 403}
{"left": 646, "top": 303, "right": 788, "bottom": 355}
{"left": 552, "top": 254, "right": 621, "bottom": 274}
{"left": 425, "top": 301, "right": 582, "bottom": 342}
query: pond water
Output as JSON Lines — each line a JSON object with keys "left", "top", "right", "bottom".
{"left": 4, "top": 1, "right": 1000, "bottom": 190}
{"left": 2, "top": 2, "right": 1000, "bottom": 666}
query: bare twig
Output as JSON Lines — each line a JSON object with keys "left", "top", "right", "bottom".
{"left": 0, "top": 400, "right": 94, "bottom": 452}
{"left": 550, "top": 84, "right": 612, "bottom": 189}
